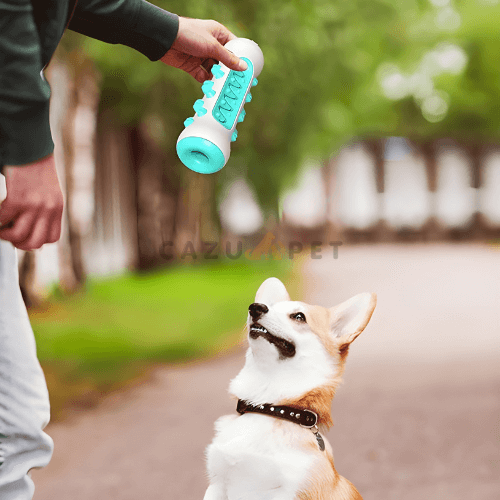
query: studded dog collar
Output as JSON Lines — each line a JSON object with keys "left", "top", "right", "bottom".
{"left": 237, "top": 399, "right": 318, "bottom": 427}
{"left": 236, "top": 399, "right": 325, "bottom": 451}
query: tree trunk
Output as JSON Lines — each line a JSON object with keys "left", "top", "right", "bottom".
{"left": 322, "top": 155, "right": 342, "bottom": 243}
{"left": 364, "top": 138, "right": 391, "bottom": 242}
{"left": 172, "top": 168, "right": 222, "bottom": 261}
{"left": 92, "top": 111, "right": 138, "bottom": 273}
{"left": 129, "top": 122, "right": 180, "bottom": 270}
{"left": 58, "top": 48, "right": 100, "bottom": 291}
{"left": 463, "top": 141, "right": 488, "bottom": 239}
{"left": 417, "top": 140, "right": 444, "bottom": 241}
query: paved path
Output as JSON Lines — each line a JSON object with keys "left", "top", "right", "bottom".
{"left": 32, "top": 244, "right": 500, "bottom": 500}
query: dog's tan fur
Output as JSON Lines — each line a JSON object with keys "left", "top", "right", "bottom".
{"left": 282, "top": 304, "right": 349, "bottom": 428}
{"left": 297, "top": 473, "right": 363, "bottom": 500}
{"left": 284, "top": 297, "right": 376, "bottom": 499}
{"left": 283, "top": 356, "right": 362, "bottom": 499}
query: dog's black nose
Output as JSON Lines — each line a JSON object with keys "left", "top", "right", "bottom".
{"left": 249, "top": 302, "right": 269, "bottom": 320}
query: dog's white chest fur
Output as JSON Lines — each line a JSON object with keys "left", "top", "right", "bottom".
{"left": 205, "top": 413, "right": 319, "bottom": 500}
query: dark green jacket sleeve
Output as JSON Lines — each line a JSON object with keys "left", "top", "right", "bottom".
{"left": 0, "top": 0, "right": 179, "bottom": 171}
{"left": 0, "top": 0, "right": 54, "bottom": 168}
{"left": 69, "top": 0, "right": 179, "bottom": 62}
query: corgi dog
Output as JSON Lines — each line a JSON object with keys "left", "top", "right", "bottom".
{"left": 203, "top": 278, "right": 376, "bottom": 500}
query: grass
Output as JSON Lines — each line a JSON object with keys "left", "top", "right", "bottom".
{"left": 30, "top": 259, "right": 299, "bottom": 421}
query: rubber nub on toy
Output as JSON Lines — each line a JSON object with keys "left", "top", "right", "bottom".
{"left": 176, "top": 136, "right": 226, "bottom": 174}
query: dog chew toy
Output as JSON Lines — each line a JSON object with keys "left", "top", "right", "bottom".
{"left": 176, "top": 38, "right": 264, "bottom": 174}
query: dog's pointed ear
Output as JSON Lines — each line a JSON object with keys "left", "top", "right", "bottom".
{"left": 255, "top": 277, "right": 290, "bottom": 305}
{"left": 329, "top": 293, "right": 377, "bottom": 347}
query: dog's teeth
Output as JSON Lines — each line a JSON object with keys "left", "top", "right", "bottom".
{"left": 250, "top": 325, "right": 268, "bottom": 333}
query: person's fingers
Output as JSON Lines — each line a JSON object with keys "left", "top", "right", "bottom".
{"left": 201, "top": 57, "right": 218, "bottom": 75}
{"left": 192, "top": 65, "right": 211, "bottom": 83}
{"left": 207, "top": 20, "right": 237, "bottom": 46}
{"left": 173, "top": 52, "right": 202, "bottom": 72}
{"left": 186, "top": 61, "right": 207, "bottom": 81}
{"left": 16, "top": 213, "right": 51, "bottom": 251}
{"left": 162, "top": 18, "right": 247, "bottom": 81}
{"left": 204, "top": 21, "right": 246, "bottom": 70}
{"left": 0, "top": 200, "right": 20, "bottom": 229}
{"left": 0, "top": 211, "right": 35, "bottom": 246}
{"left": 48, "top": 209, "right": 62, "bottom": 244}
{"left": 210, "top": 41, "right": 247, "bottom": 71}
{"left": 47, "top": 197, "right": 63, "bottom": 244}
{"left": 0, "top": 220, "right": 14, "bottom": 230}
{"left": 176, "top": 54, "right": 211, "bottom": 83}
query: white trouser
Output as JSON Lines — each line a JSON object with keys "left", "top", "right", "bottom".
{"left": 0, "top": 239, "right": 53, "bottom": 499}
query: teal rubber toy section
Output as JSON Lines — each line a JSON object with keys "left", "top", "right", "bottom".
{"left": 212, "top": 58, "right": 254, "bottom": 130}
{"left": 176, "top": 136, "right": 225, "bottom": 174}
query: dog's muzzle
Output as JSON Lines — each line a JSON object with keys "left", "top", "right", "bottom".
{"left": 249, "top": 323, "right": 296, "bottom": 358}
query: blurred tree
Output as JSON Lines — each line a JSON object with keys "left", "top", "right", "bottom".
{"left": 61, "top": 49, "right": 98, "bottom": 289}
{"left": 381, "top": 1, "right": 500, "bottom": 142}
{"left": 57, "top": 0, "right": 500, "bottom": 263}
{"left": 371, "top": 0, "right": 500, "bottom": 235}
{"left": 78, "top": 0, "right": 429, "bottom": 202}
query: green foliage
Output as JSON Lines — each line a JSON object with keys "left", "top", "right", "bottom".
{"left": 68, "top": 1, "right": 417, "bottom": 205}
{"left": 367, "top": 1, "right": 500, "bottom": 143}
{"left": 67, "top": 0, "right": 500, "bottom": 207}
{"left": 31, "top": 259, "right": 293, "bottom": 379}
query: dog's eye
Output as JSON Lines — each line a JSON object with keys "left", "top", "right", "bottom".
{"left": 290, "top": 312, "right": 306, "bottom": 323}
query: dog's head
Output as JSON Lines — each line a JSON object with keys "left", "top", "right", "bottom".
{"left": 230, "top": 278, "right": 376, "bottom": 411}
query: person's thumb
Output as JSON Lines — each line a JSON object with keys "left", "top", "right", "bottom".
{"left": 211, "top": 42, "right": 248, "bottom": 72}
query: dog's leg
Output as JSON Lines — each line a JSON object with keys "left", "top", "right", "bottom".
{"left": 203, "top": 483, "right": 225, "bottom": 500}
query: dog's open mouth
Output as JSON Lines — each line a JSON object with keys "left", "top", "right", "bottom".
{"left": 249, "top": 323, "right": 296, "bottom": 358}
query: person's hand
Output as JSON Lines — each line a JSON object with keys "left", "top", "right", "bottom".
{"left": 161, "top": 17, "right": 248, "bottom": 83}
{"left": 0, "top": 154, "right": 64, "bottom": 250}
